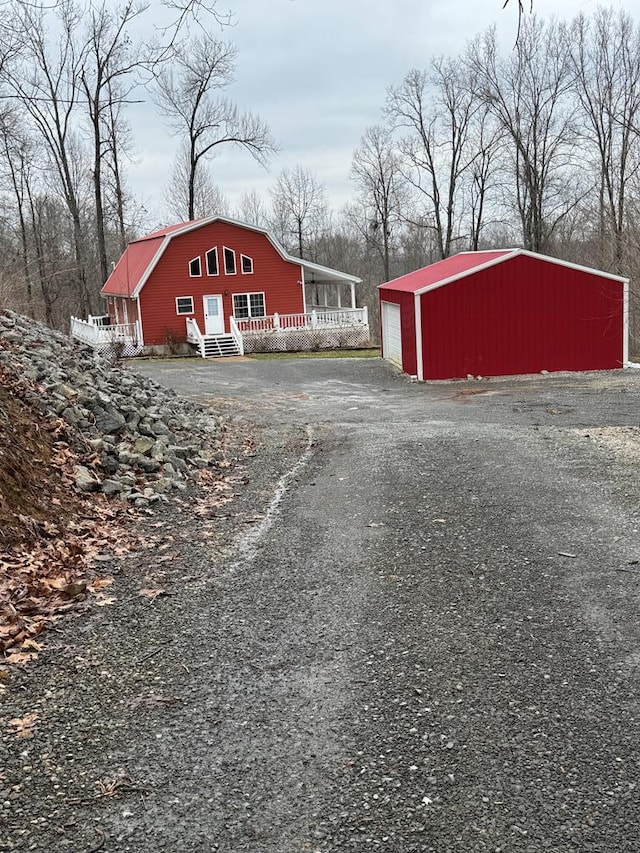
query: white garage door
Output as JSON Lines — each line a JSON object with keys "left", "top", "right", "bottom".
{"left": 382, "top": 301, "right": 402, "bottom": 367}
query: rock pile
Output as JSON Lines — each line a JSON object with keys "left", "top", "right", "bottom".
{"left": 0, "top": 310, "right": 226, "bottom": 507}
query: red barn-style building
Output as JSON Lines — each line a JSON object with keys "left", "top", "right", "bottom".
{"left": 379, "top": 250, "right": 629, "bottom": 380}
{"left": 85, "top": 216, "right": 364, "bottom": 356}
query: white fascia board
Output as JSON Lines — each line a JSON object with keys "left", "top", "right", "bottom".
{"left": 174, "top": 214, "right": 362, "bottom": 282}
{"left": 516, "top": 249, "right": 629, "bottom": 284}
{"left": 413, "top": 248, "right": 630, "bottom": 298}
{"left": 301, "top": 266, "right": 307, "bottom": 313}
{"left": 415, "top": 292, "right": 423, "bottom": 381}
{"left": 414, "top": 250, "right": 520, "bottom": 296}
{"left": 623, "top": 278, "right": 630, "bottom": 366}
{"left": 298, "top": 258, "right": 362, "bottom": 284}
{"left": 131, "top": 236, "right": 171, "bottom": 298}
{"left": 131, "top": 214, "right": 361, "bottom": 295}
{"left": 135, "top": 296, "right": 145, "bottom": 346}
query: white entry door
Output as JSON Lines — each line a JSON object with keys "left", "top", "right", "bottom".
{"left": 203, "top": 295, "right": 224, "bottom": 335}
{"left": 381, "top": 301, "right": 402, "bottom": 367}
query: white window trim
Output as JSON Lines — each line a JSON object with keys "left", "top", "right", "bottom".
{"left": 232, "top": 291, "right": 266, "bottom": 319}
{"left": 189, "top": 256, "right": 202, "bottom": 277}
{"left": 240, "top": 254, "right": 254, "bottom": 274}
{"left": 175, "top": 295, "right": 195, "bottom": 315}
{"left": 223, "top": 246, "right": 237, "bottom": 275}
{"left": 206, "top": 246, "right": 219, "bottom": 276}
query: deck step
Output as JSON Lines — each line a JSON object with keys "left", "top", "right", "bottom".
{"left": 201, "top": 334, "right": 241, "bottom": 358}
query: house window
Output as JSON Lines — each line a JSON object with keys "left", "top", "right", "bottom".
{"left": 224, "top": 247, "right": 236, "bottom": 275}
{"left": 233, "top": 292, "right": 265, "bottom": 319}
{"left": 189, "top": 256, "right": 201, "bottom": 277}
{"left": 241, "top": 254, "right": 253, "bottom": 274}
{"left": 176, "top": 296, "right": 194, "bottom": 315}
{"left": 206, "top": 247, "right": 219, "bottom": 276}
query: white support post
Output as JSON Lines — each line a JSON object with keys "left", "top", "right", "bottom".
{"left": 350, "top": 282, "right": 356, "bottom": 309}
{"left": 273, "top": 312, "right": 280, "bottom": 330}
{"left": 311, "top": 309, "right": 317, "bottom": 328}
{"left": 337, "top": 285, "right": 342, "bottom": 308}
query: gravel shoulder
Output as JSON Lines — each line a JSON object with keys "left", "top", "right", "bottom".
{"left": 3, "top": 359, "right": 640, "bottom": 852}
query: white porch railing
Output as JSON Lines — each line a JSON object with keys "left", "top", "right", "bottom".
{"left": 185, "top": 316, "right": 205, "bottom": 356}
{"left": 235, "top": 307, "right": 368, "bottom": 334}
{"left": 70, "top": 317, "right": 142, "bottom": 355}
{"left": 228, "top": 315, "right": 245, "bottom": 355}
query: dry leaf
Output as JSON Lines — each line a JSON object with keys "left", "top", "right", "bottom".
{"left": 5, "top": 651, "right": 38, "bottom": 665}
{"left": 91, "top": 577, "right": 114, "bottom": 589}
{"left": 9, "top": 712, "right": 38, "bottom": 738}
{"left": 138, "top": 588, "right": 164, "bottom": 600}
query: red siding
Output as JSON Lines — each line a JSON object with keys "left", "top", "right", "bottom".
{"left": 138, "top": 221, "right": 304, "bottom": 345}
{"left": 380, "top": 292, "right": 417, "bottom": 376}
{"left": 420, "top": 254, "right": 624, "bottom": 379}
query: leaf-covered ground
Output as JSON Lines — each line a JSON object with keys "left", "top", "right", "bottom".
{"left": 0, "top": 368, "right": 136, "bottom": 668}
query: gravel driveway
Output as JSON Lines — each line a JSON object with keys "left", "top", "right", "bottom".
{"left": 4, "top": 358, "right": 640, "bottom": 852}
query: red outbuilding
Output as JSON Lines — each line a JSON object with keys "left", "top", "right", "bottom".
{"left": 379, "top": 249, "right": 629, "bottom": 380}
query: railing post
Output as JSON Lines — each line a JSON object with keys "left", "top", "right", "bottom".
{"left": 273, "top": 312, "right": 280, "bottom": 330}
{"left": 311, "top": 309, "right": 317, "bottom": 329}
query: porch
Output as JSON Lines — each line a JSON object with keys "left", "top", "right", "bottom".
{"left": 186, "top": 306, "right": 370, "bottom": 357}
{"left": 70, "top": 316, "right": 143, "bottom": 357}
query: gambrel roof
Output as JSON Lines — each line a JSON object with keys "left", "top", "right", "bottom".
{"left": 102, "top": 215, "right": 361, "bottom": 298}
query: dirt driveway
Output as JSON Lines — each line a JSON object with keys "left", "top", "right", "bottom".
{"left": 5, "top": 358, "right": 640, "bottom": 852}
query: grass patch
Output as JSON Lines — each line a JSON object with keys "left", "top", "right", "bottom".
{"left": 248, "top": 348, "right": 381, "bottom": 360}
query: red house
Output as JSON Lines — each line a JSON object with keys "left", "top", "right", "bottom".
{"left": 71, "top": 216, "right": 367, "bottom": 356}
{"left": 379, "top": 249, "right": 629, "bottom": 380}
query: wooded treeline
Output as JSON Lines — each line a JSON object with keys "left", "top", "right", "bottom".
{"left": 1, "top": 5, "right": 640, "bottom": 350}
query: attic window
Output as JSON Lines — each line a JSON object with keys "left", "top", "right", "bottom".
{"left": 206, "top": 247, "right": 219, "bottom": 276}
{"left": 223, "top": 247, "right": 236, "bottom": 275}
{"left": 241, "top": 254, "right": 253, "bottom": 274}
{"left": 189, "top": 256, "right": 201, "bottom": 277}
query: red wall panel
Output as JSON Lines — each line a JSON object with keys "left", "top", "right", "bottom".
{"left": 138, "top": 222, "right": 304, "bottom": 345}
{"left": 420, "top": 254, "right": 624, "bottom": 379}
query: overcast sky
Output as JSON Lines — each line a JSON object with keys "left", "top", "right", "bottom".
{"left": 131, "top": 0, "right": 636, "bottom": 225}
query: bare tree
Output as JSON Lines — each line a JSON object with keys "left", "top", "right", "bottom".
{"left": 0, "top": 0, "right": 94, "bottom": 315}
{"left": 77, "top": 0, "right": 147, "bottom": 285}
{"left": 155, "top": 34, "right": 275, "bottom": 221}
{"left": 469, "top": 18, "right": 578, "bottom": 253}
{"left": 569, "top": 8, "right": 640, "bottom": 274}
{"left": 503, "top": 0, "right": 534, "bottom": 43}
{"left": 351, "top": 124, "right": 406, "bottom": 281}
{"left": 0, "top": 107, "right": 35, "bottom": 315}
{"left": 269, "top": 165, "right": 327, "bottom": 259}
{"left": 163, "top": 142, "right": 229, "bottom": 219}
{"left": 101, "top": 81, "right": 135, "bottom": 253}
{"left": 465, "top": 106, "right": 505, "bottom": 250}
{"left": 386, "top": 57, "right": 477, "bottom": 260}
{"left": 236, "top": 188, "right": 269, "bottom": 227}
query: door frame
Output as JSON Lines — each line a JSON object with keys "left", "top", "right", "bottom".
{"left": 203, "top": 294, "right": 224, "bottom": 335}
{"left": 381, "top": 300, "right": 402, "bottom": 368}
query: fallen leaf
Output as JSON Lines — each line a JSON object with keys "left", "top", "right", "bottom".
{"left": 138, "top": 588, "right": 164, "bottom": 600}
{"left": 91, "top": 577, "right": 114, "bottom": 589}
{"left": 9, "top": 712, "right": 38, "bottom": 738}
{"left": 5, "top": 652, "right": 39, "bottom": 665}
